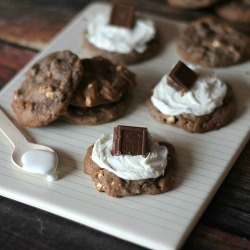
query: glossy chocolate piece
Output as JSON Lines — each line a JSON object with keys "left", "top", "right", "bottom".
{"left": 112, "top": 125, "right": 148, "bottom": 156}
{"left": 167, "top": 61, "right": 198, "bottom": 93}
{"left": 109, "top": 4, "right": 135, "bottom": 29}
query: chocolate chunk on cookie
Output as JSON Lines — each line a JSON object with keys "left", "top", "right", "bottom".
{"left": 167, "top": 61, "right": 198, "bottom": 93}
{"left": 70, "top": 56, "right": 136, "bottom": 108}
{"left": 112, "top": 125, "right": 148, "bottom": 156}
{"left": 12, "top": 51, "right": 83, "bottom": 127}
{"left": 109, "top": 4, "right": 135, "bottom": 29}
{"left": 177, "top": 16, "right": 250, "bottom": 67}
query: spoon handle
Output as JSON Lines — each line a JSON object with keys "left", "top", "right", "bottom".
{"left": 0, "top": 108, "right": 28, "bottom": 148}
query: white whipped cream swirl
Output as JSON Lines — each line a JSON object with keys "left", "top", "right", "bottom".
{"left": 91, "top": 133, "right": 168, "bottom": 180}
{"left": 86, "top": 13, "right": 156, "bottom": 54}
{"left": 151, "top": 69, "right": 227, "bottom": 116}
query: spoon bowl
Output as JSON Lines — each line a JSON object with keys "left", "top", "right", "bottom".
{"left": 0, "top": 108, "right": 58, "bottom": 181}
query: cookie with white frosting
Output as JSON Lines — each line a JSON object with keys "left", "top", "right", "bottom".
{"left": 84, "top": 126, "right": 175, "bottom": 197}
{"left": 83, "top": 4, "right": 160, "bottom": 65}
{"left": 147, "top": 61, "right": 236, "bottom": 133}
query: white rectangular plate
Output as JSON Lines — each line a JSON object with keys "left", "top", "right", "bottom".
{"left": 0, "top": 2, "right": 249, "bottom": 250}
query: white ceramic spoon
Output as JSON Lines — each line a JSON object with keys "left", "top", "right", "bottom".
{"left": 0, "top": 108, "right": 58, "bottom": 181}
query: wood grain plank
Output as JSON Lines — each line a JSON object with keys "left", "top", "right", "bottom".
{"left": 0, "top": 42, "right": 36, "bottom": 89}
{"left": 201, "top": 140, "right": 250, "bottom": 234}
{"left": 0, "top": 0, "right": 77, "bottom": 50}
{"left": 183, "top": 140, "right": 250, "bottom": 248}
{"left": 15, "top": 0, "right": 92, "bottom": 12}
{"left": 183, "top": 224, "right": 250, "bottom": 250}
{"left": 0, "top": 196, "right": 144, "bottom": 250}
{"left": 98, "top": 0, "right": 214, "bottom": 21}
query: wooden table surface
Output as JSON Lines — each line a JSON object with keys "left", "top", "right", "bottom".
{"left": 0, "top": 0, "right": 249, "bottom": 249}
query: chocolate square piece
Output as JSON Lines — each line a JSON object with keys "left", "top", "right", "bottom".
{"left": 167, "top": 61, "right": 198, "bottom": 93}
{"left": 109, "top": 4, "right": 135, "bottom": 29}
{"left": 112, "top": 125, "right": 148, "bottom": 156}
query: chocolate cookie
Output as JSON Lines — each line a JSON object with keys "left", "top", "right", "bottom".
{"left": 83, "top": 4, "right": 160, "bottom": 65}
{"left": 167, "top": 0, "right": 221, "bottom": 9}
{"left": 84, "top": 139, "right": 175, "bottom": 198}
{"left": 61, "top": 94, "right": 129, "bottom": 125}
{"left": 215, "top": 0, "right": 250, "bottom": 24}
{"left": 147, "top": 84, "right": 236, "bottom": 133}
{"left": 70, "top": 56, "right": 137, "bottom": 108}
{"left": 12, "top": 51, "right": 83, "bottom": 127}
{"left": 215, "top": 0, "right": 250, "bottom": 34}
{"left": 177, "top": 16, "right": 250, "bottom": 67}
{"left": 83, "top": 35, "right": 160, "bottom": 65}
{"left": 61, "top": 56, "right": 137, "bottom": 125}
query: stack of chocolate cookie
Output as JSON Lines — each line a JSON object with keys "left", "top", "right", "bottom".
{"left": 12, "top": 51, "right": 83, "bottom": 127}
{"left": 62, "top": 56, "right": 137, "bottom": 125}
{"left": 12, "top": 51, "right": 137, "bottom": 127}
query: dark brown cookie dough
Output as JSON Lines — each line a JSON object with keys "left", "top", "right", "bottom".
{"left": 83, "top": 34, "right": 160, "bottom": 65}
{"left": 167, "top": 0, "right": 221, "bottom": 9}
{"left": 12, "top": 51, "right": 83, "bottom": 127}
{"left": 146, "top": 83, "right": 236, "bottom": 133}
{"left": 84, "top": 141, "right": 175, "bottom": 197}
{"left": 61, "top": 94, "right": 129, "bottom": 125}
{"left": 177, "top": 16, "right": 250, "bottom": 67}
{"left": 215, "top": 0, "right": 250, "bottom": 24}
{"left": 63, "top": 56, "right": 137, "bottom": 125}
{"left": 70, "top": 56, "right": 137, "bottom": 108}
{"left": 215, "top": 0, "right": 250, "bottom": 34}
